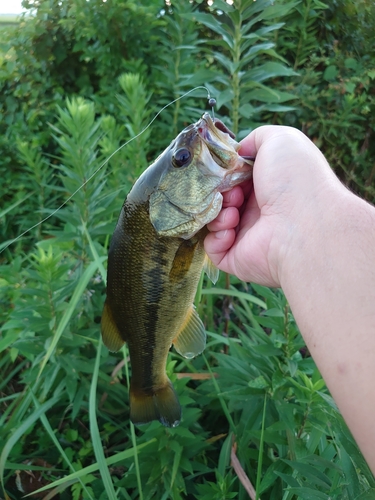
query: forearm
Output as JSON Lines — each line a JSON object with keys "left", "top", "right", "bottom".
{"left": 205, "top": 125, "right": 375, "bottom": 472}
{"left": 280, "top": 187, "right": 375, "bottom": 473}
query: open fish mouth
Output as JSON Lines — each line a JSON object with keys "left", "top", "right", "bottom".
{"left": 194, "top": 113, "right": 254, "bottom": 170}
{"left": 213, "top": 119, "right": 236, "bottom": 138}
{"left": 196, "top": 113, "right": 236, "bottom": 141}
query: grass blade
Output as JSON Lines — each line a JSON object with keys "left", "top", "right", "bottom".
{"left": 30, "top": 393, "right": 94, "bottom": 500}
{"left": 0, "top": 395, "right": 59, "bottom": 494}
{"left": 37, "top": 258, "right": 106, "bottom": 378}
{"left": 122, "top": 345, "right": 143, "bottom": 500}
{"left": 255, "top": 393, "right": 267, "bottom": 500}
{"left": 203, "top": 352, "right": 236, "bottom": 432}
{"left": 0, "top": 192, "right": 33, "bottom": 218}
{"left": 89, "top": 336, "right": 117, "bottom": 498}
{"left": 27, "top": 439, "right": 156, "bottom": 495}
{"left": 201, "top": 287, "right": 267, "bottom": 309}
{"left": 82, "top": 221, "right": 107, "bottom": 282}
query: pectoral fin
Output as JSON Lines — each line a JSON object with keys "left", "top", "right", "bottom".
{"left": 173, "top": 306, "right": 206, "bottom": 359}
{"left": 169, "top": 238, "right": 198, "bottom": 283}
{"left": 101, "top": 300, "right": 126, "bottom": 352}
{"left": 204, "top": 256, "right": 219, "bottom": 284}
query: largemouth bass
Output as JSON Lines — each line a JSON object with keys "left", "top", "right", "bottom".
{"left": 101, "top": 113, "right": 253, "bottom": 427}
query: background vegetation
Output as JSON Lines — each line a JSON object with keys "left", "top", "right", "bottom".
{"left": 1, "top": 0, "right": 375, "bottom": 498}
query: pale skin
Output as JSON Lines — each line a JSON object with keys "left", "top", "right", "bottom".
{"left": 204, "top": 125, "right": 375, "bottom": 475}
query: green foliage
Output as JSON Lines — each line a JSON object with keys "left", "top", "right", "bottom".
{"left": 186, "top": 0, "right": 298, "bottom": 135}
{"left": 0, "top": 0, "right": 164, "bottom": 246}
{"left": 273, "top": 0, "right": 375, "bottom": 201}
{"left": 1, "top": 0, "right": 375, "bottom": 498}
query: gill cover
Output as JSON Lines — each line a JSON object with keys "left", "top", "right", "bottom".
{"left": 149, "top": 113, "right": 253, "bottom": 239}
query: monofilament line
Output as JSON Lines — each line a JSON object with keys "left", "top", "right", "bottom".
{"left": 1, "top": 86, "right": 211, "bottom": 254}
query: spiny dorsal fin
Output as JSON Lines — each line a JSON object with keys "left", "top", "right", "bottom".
{"left": 173, "top": 306, "right": 206, "bottom": 359}
{"left": 101, "top": 300, "right": 126, "bottom": 352}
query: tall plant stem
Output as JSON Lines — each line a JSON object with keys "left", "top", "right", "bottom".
{"left": 231, "top": 17, "right": 243, "bottom": 135}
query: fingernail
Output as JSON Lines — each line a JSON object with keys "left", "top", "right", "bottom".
{"left": 215, "top": 230, "right": 227, "bottom": 239}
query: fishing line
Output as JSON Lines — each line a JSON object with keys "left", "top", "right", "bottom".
{"left": 1, "top": 85, "right": 212, "bottom": 254}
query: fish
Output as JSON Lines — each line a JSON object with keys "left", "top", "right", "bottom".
{"left": 101, "top": 112, "right": 253, "bottom": 427}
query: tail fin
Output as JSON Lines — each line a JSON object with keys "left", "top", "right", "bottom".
{"left": 130, "top": 380, "right": 181, "bottom": 428}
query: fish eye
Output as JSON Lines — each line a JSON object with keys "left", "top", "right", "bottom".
{"left": 173, "top": 148, "right": 191, "bottom": 168}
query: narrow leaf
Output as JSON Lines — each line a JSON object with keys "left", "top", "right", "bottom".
{"left": 89, "top": 337, "right": 117, "bottom": 498}
{"left": 38, "top": 258, "right": 106, "bottom": 378}
{"left": 0, "top": 396, "right": 59, "bottom": 491}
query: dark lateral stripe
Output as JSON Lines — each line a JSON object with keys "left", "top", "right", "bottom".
{"left": 140, "top": 238, "right": 169, "bottom": 393}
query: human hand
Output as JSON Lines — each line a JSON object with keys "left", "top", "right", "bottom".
{"left": 204, "top": 125, "right": 345, "bottom": 287}
{"left": 205, "top": 125, "right": 375, "bottom": 475}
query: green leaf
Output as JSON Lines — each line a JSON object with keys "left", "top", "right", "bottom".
{"left": 323, "top": 65, "right": 338, "bottom": 81}
{"left": 258, "top": 461, "right": 286, "bottom": 494}
{"left": 282, "top": 459, "right": 332, "bottom": 488}
{"left": 218, "top": 432, "right": 232, "bottom": 477}
{"left": 37, "top": 257, "right": 106, "bottom": 378}
{"left": 0, "top": 330, "right": 20, "bottom": 352}
{"left": 182, "top": 12, "right": 234, "bottom": 49}
{"left": 216, "top": 88, "right": 234, "bottom": 110}
{"left": 89, "top": 337, "right": 117, "bottom": 498}
{"left": 274, "top": 471, "right": 300, "bottom": 488}
{"left": 355, "top": 490, "right": 375, "bottom": 500}
{"left": 214, "top": 52, "right": 235, "bottom": 74}
{"left": 201, "top": 288, "right": 266, "bottom": 308}
{"left": 248, "top": 376, "right": 269, "bottom": 390}
{"left": 285, "top": 487, "right": 330, "bottom": 499}
{"left": 239, "top": 103, "right": 255, "bottom": 118}
{"left": 344, "top": 57, "right": 357, "bottom": 70}
{"left": 30, "top": 393, "right": 94, "bottom": 499}
{"left": 0, "top": 192, "right": 33, "bottom": 218}
{"left": 338, "top": 446, "right": 362, "bottom": 498}
{"left": 29, "top": 439, "right": 156, "bottom": 496}
{"left": 245, "top": 88, "right": 296, "bottom": 104}
{"left": 0, "top": 394, "right": 60, "bottom": 490}
{"left": 244, "top": 62, "right": 298, "bottom": 83}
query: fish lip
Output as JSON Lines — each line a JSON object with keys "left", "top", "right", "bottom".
{"left": 195, "top": 113, "right": 217, "bottom": 143}
{"left": 196, "top": 114, "right": 256, "bottom": 162}
{"left": 195, "top": 113, "right": 253, "bottom": 173}
{"left": 197, "top": 112, "right": 235, "bottom": 139}
{"left": 214, "top": 119, "right": 236, "bottom": 138}
{"left": 195, "top": 113, "right": 238, "bottom": 157}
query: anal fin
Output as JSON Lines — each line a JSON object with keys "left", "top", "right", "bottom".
{"left": 173, "top": 306, "right": 206, "bottom": 359}
{"left": 101, "top": 300, "right": 125, "bottom": 352}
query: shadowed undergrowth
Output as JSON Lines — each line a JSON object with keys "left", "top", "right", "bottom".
{"left": 1, "top": 0, "right": 375, "bottom": 498}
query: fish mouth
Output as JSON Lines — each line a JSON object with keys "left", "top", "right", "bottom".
{"left": 194, "top": 112, "right": 253, "bottom": 190}
{"left": 195, "top": 114, "right": 231, "bottom": 165}
{"left": 195, "top": 113, "right": 254, "bottom": 170}
{"left": 197, "top": 112, "right": 234, "bottom": 138}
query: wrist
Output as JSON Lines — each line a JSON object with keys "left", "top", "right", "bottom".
{"left": 276, "top": 182, "right": 355, "bottom": 291}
